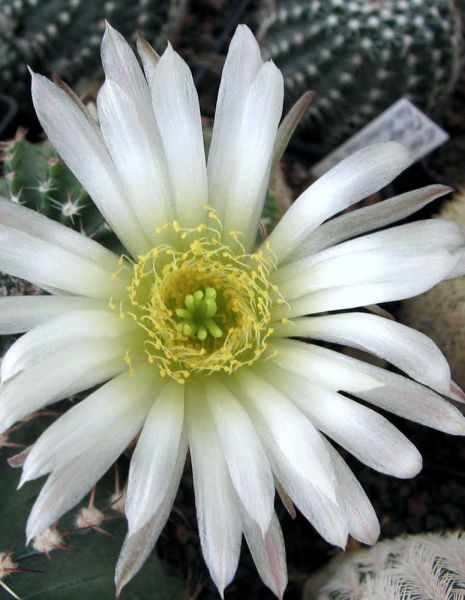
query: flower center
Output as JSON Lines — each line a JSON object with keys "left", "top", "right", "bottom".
{"left": 112, "top": 207, "right": 285, "bottom": 384}
{"left": 175, "top": 287, "right": 223, "bottom": 341}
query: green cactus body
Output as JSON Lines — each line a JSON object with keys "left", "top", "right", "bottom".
{"left": 0, "top": 132, "right": 118, "bottom": 246}
{"left": 0, "top": 0, "right": 185, "bottom": 105}
{"left": 304, "top": 531, "right": 465, "bottom": 600}
{"left": 259, "top": 0, "right": 462, "bottom": 153}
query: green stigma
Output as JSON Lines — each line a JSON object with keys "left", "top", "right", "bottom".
{"left": 175, "top": 287, "right": 223, "bottom": 341}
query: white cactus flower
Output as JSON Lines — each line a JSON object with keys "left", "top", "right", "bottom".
{"left": 1, "top": 23, "right": 465, "bottom": 598}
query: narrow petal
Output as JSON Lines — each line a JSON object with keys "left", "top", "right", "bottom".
{"left": 324, "top": 440, "right": 380, "bottom": 545}
{"left": 1, "top": 309, "right": 135, "bottom": 383}
{"left": 136, "top": 33, "right": 160, "bottom": 82}
{"left": 0, "top": 197, "right": 120, "bottom": 272}
{"left": 101, "top": 23, "right": 154, "bottom": 118}
{"left": 242, "top": 512, "right": 287, "bottom": 598}
{"left": 207, "top": 25, "right": 262, "bottom": 220}
{"left": 268, "top": 338, "right": 382, "bottom": 393}
{"left": 26, "top": 369, "right": 153, "bottom": 541}
{"left": 289, "top": 184, "right": 452, "bottom": 260}
{"left": 97, "top": 80, "right": 173, "bottom": 240}
{"left": 274, "top": 340, "right": 465, "bottom": 436}
{"left": 272, "top": 249, "right": 456, "bottom": 319}
{"left": 115, "top": 434, "right": 187, "bottom": 596}
{"left": 275, "top": 247, "right": 456, "bottom": 301}
{"left": 0, "top": 296, "right": 104, "bottom": 334}
{"left": 0, "top": 223, "right": 128, "bottom": 299}
{"left": 21, "top": 368, "right": 161, "bottom": 485}
{"left": 149, "top": 44, "right": 208, "bottom": 227}
{"left": 275, "top": 219, "right": 465, "bottom": 284}
{"left": 205, "top": 379, "right": 274, "bottom": 533}
{"left": 266, "top": 142, "right": 412, "bottom": 262}
{"left": 446, "top": 246, "right": 465, "bottom": 279}
{"left": 222, "top": 61, "right": 284, "bottom": 249}
{"left": 262, "top": 364, "right": 422, "bottom": 478}
{"left": 272, "top": 313, "right": 451, "bottom": 394}
{"left": 234, "top": 369, "right": 337, "bottom": 503}
{"left": 187, "top": 381, "right": 242, "bottom": 596}
{"left": 272, "top": 91, "right": 313, "bottom": 170}
{"left": 30, "top": 71, "right": 148, "bottom": 256}
{"left": 239, "top": 373, "right": 348, "bottom": 547}
{"left": 0, "top": 337, "right": 130, "bottom": 432}
{"left": 125, "top": 380, "right": 185, "bottom": 534}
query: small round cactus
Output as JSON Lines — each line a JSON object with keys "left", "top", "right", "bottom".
{"left": 304, "top": 531, "right": 465, "bottom": 600}
{"left": 259, "top": 0, "right": 463, "bottom": 153}
{"left": 0, "top": 129, "right": 117, "bottom": 247}
{"left": 399, "top": 191, "right": 465, "bottom": 389}
{"left": 0, "top": 0, "right": 185, "bottom": 107}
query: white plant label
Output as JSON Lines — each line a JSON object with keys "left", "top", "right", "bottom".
{"left": 312, "top": 98, "right": 449, "bottom": 178}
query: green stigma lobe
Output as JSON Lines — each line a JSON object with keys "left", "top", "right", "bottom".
{"left": 175, "top": 287, "right": 223, "bottom": 341}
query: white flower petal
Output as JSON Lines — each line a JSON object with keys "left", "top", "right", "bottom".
{"left": 275, "top": 340, "right": 465, "bottom": 436}
{"left": 101, "top": 23, "right": 153, "bottom": 118}
{"left": 272, "top": 313, "right": 451, "bottom": 394}
{"left": 125, "top": 380, "right": 185, "bottom": 534}
{"left": 207, "top": 25, "right": 262, "bottom": 220}
{"left": 289, "top": 184, "right": 452, "bottom": 260}
{"left": 26, "top": 369, "right": 153, "bottom": 541}
{"left": 0, "top": 197, "right": 120, "bottom": 272}
{"left": 222, "top": 60, "right": 284, "bottom": 249}
{"left": 242, "top": 512, "right": 287, "bottom": 598}
{"left": 149, "top": 44, "right": 208, "bottom": 227}
{"left": 324, "top": 441, "right": 379, "bottom": 545}
{"left": 115, "top": 434, "right": 187, "bottom": 596}
{"left": 446, "top": 246, "right": 465, "bottom": 279}
{"left": 21, "top": 368, "right": 159, "bottom": 486}
{"left": 0, "top": 224, "right": 128, "bottom": 299}
{"left": 275, "top": 246, "right": 456, "bottom": 301}
{"left": 235, "top": 369, "right": 337, "bottom": 503}
{"left": 0, "top": 296, "right": 104, "bottom": 334}
{"left": 268, "top": 339, "right": 381, "bottom": 393}
{"left": 267, "top": 142, "right": 412, "bottom": 262}
{"left": 136, "top": 33, "right": 160, "bottom": 82}
{"left": 1, "top": 309, "right": 135, "bottom": 383}
{"left": 30, "top": 71, "right": 148, "bottom": 256}
{"left": 187, "top": 382, "right": 242, "bottom": 596}
{"left": 0, "top": 338, "right": 130, "bottom": 433}
{"left": 97, "top": 80, "right": 173, "bottom": 240}
{"left": 263, "top": 365, "right": 422, "bottom": 478}
{"left": 337, "top": 349, "right": 465, "bottom": 436}
{"left": 273, "top": 248, "right": 456, "bottom": 320}
{"left": 276, "top": 219, "right": 465, "bottom": 283}
{"left": 205, "top": 379, "right": 274, "bottom": 533}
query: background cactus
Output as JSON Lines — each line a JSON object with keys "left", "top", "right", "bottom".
{"left": 0, "top": 129, "right": 118, "bottom": 247}
{"left": 399, "top": 190, "right": 465, "bottom": 389}
{"left": 0, "top": 0, "right": 185, "bottom": 108}
{"left": 304, "top": 531, "right": 465, "bottom": 600}
{"left": 259, "top": 0, "right": 463, "bottom": 154}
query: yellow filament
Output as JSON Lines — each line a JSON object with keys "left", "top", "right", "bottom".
{"left": 113, "top": 207, "right": 285, "bottom": 384}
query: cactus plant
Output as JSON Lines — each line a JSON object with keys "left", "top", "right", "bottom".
{"left": 0, "top": 129, "right": 118, "bottom": 247}
{"left": 399, "top": 190, "right": 465, "bottom": 389}
{"left": 0, "top": 0, "right": 185, "bottom": 107}
{"left": 259, "top": 0, "right": 463, "bottom": 153}
{"left": 304, "top": 531, "right": 465, "bottom": 600}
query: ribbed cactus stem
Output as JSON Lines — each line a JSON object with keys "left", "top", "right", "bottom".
{"left": 0, "top": 0, "right": 185, "bottom": 108}
{"left": 259, "top": 0, "right": 462, "bottom": 153}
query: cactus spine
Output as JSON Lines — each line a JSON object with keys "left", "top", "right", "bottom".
{"left": 304, "top": 531, "right": 465, "bottom": 600}
{"left": 259, "top": 0, "right": 462, "bottom": 153}
{"left": 0, "top": 0, "right": 185, "bottom": 107}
